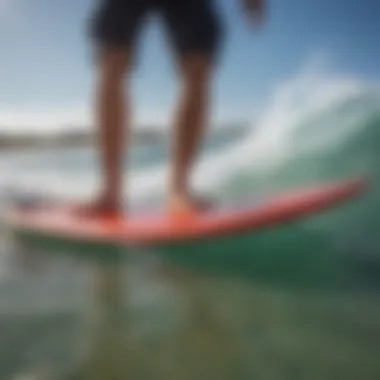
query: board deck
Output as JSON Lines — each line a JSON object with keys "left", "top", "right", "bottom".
{"left": 4, "top": 178, "right": 367, "bottom": 247}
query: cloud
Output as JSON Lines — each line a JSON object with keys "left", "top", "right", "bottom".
{"left": 0, "top": 105, "right": 92, "bottom": 134}
{"left": 0, "top": 103, "right": 171, "bottom": 134}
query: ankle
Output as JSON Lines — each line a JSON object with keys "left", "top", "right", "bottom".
{"left": 169, "top": 187, "right": 188, "bottom": 202}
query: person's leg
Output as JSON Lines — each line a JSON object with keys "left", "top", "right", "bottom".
{"left": 90, "top": 48, "right": 131, "bottom": 214}
{"left": 82, "top": 0, "right": 149, "bottom": 215}
{"left": 163, "top": 0, "right": 223, "bottom": 212}
{"left": 170, "top": 54, "right": 213, "bottom": 210}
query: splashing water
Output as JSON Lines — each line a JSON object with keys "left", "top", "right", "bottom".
{"left": 0, "top": 62, "right": 378, "bottom": 207}
{"left": 1, "top": 61, "right": 380, "bottom": 380}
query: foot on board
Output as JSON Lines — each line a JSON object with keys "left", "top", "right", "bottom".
{"left": 72, "top": 194, "right": 123, "bottom": 218}
{"left": 169, "top": 192, "right": 214, "bottom": 216}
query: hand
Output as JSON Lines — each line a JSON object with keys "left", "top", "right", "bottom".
{"left": 242, "top": 0, "right": 266, "bottom": 28}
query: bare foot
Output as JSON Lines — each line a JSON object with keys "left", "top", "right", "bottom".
{"left": 169, "top": 192, "right": 214, "bottom": 216}
{"left": 72, "top": 194, "right": 123, "bottom": 218}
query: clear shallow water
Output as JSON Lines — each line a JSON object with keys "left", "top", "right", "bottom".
{"left": 1, "top": 68, "right": 380, "bottom": 379}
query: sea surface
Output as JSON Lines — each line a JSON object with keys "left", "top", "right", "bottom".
{"left": 0, "top": 69, "right": 380, "bottom": 379}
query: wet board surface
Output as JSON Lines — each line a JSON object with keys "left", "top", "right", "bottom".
{"left": 4, "top": 178, "right": 367, "bottom": 247}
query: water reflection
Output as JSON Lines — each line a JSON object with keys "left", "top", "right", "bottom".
{"left": 5, "top": 249, "right": 380, "bottom": 380}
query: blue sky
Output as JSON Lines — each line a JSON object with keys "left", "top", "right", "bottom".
{"left": 0, "top": 0, "right": 379, "bottom": 131}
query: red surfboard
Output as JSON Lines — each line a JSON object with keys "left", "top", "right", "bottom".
{"left": 4, "top": 177, "right": 367, "bottom": 248}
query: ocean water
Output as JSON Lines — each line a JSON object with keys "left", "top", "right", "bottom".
{"left": 1, "top": 68, "right": 380, "bottom": 379}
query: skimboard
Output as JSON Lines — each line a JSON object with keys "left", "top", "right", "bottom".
{"left": 3, "top": 178, "right": 366, "bottom": 253}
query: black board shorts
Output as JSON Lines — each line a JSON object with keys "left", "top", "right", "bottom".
{"left": 90, "top": 0, "right": 223, "bottom": 61}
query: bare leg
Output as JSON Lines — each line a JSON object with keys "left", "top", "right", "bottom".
{"left": 169, "top": 54, "right": 214, "bottom": 212}
{"left": 79, "top": 48, "right": 131, "bottom": 216}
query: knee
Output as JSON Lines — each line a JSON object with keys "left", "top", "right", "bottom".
{"left": 99, "top": 49, "right": 131, "bottom": 83}
{"left": 181, "top": 55, "right": 213, "bottom": 91}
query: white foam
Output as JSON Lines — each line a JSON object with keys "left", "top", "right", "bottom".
{"left": 0, "top": 54, "right": 377, "bottom": 205}
{"left": 125, "top": 56, "right": 372, "bottom": 202}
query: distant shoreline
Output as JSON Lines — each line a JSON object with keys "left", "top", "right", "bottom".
{"left": 0, "top": 123, "right": 249, "bottom": 152}
{"left": 0, "top": 128, "right": 163, "bottom": 152}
